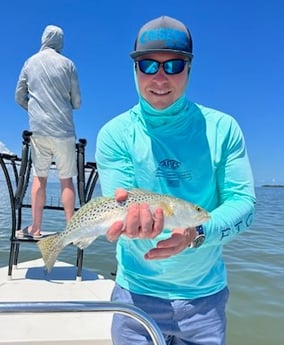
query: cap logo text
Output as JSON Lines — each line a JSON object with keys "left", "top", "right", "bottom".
{"left": 139, "top": 28, "right": 188, "bottom": 50}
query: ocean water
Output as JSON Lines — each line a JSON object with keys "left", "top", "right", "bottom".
{"left": 0, "top": 179, "right": 283, "bottom": 345}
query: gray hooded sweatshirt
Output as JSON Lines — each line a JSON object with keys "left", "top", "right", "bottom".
{"left": 15, "top": 25, "right": 81, "bottom": 138}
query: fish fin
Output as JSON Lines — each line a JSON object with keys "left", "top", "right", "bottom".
{"left": 73, "top": 196, "right": 110, "bottom": 216}
{"left": 158, "top": 201, "right": 174, "bottom": 216}
{"left": 37, "top": 233, "right": 63, "bottom": 272}
{"left": 90, "top": 196, "right": 110, "bottom": 204}
{"left": 72, "top": 237, "right": 97, "bottom": 249}
{"left": 128, "top": 188, "right": 153, "bottom": 194}
{"left": 129, "top": 188, "right": 152, "bottom": 195}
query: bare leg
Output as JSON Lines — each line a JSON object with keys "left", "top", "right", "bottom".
{"left": 29, "top": 176, "right": 47, "bottom": 236}
{"left": 60, "top": 177, "right": 75, "bottom": 224}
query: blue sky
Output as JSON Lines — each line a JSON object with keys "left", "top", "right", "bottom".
{"left": 0, "top": 0, "right": 283, "bottom": 186}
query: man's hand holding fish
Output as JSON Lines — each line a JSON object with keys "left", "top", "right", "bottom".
{"left": 106, "top": 188, "right": 164, "bottom": 241}
{"left": 37, "top": 188, "right": 209, "bottom": 272}
{"left": 107, "top": 188, "right": 205, "bottom": 260}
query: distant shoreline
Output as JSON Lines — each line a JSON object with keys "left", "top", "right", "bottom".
{"left": 261, "top": 184, "right": 284, "bottom": 188}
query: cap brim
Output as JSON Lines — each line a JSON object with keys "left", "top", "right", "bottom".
{"left": 130, "top": 49, "right": 193, "bottom": 59}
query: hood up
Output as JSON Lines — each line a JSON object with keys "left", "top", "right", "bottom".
{"left": 40, "top": 25, "right": 64, "bottom": 53}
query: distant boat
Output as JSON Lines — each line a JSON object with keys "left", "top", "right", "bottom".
{"left": 261, "top": 184, "right": 284, "bottom": 188}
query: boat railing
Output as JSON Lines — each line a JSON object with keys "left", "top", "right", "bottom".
{"left": 0, "top": 300, "right": 166, "bottom": 345}
{"left": 0, "top": 130, "right": 99, "bottom": 280}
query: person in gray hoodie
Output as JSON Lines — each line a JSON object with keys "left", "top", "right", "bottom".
{"left": 15, "top": 24, "right": 81, "bottom": 238}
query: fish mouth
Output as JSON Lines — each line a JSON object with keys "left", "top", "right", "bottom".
{"left": 196, "top": 214, "right": 210, "bottom": 225}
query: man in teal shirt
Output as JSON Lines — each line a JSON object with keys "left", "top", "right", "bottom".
{"left": 96, "top": 16, "right": 255, "bottom": 345}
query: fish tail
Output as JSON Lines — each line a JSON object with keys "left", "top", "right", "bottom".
{"left": 37, "top": 234, "right": 64, "bottom": 272}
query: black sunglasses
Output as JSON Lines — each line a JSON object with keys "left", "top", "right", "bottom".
{"left": 136, "top": 59, "right": 189, "bottom": 75}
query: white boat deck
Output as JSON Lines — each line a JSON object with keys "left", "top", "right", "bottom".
{"left": 0, "top": 259, "right": 115, "bottom": 344}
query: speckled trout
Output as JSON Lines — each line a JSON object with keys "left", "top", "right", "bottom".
{"left": 37, "top": 189, "right": 210, "bottom": 272}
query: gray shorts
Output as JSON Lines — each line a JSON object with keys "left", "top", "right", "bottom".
{"left": 111, "top": 284, "right": 229, "bottom": 345}
{"left": 30, "top": 135, "right": 77, "bottom": 179}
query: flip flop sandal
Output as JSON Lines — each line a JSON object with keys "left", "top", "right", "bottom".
{"left": 16, "top": 227, "right": 42, "bottom": 239}
{"left": 16, "top": 226, "right": 33, "bottom": 238}
{"left": 33, "top": 234, "right": 43, "bottom": 239}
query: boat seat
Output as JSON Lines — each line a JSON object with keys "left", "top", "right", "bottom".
{"left": 0, "top": 130, "right": 99, "bottom": 280}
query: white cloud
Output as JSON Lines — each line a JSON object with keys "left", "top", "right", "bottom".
{"left": 0, "top": 141, "right": 14, "bottom": 155}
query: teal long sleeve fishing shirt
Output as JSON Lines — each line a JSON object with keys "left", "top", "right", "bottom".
{"left": 95, "top": 97, "right": 256, "bottom": 299}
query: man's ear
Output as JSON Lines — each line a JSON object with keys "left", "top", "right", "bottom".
{"left": 187, "top": 66, "right": 192, "bottom": 76}
{"left": 188, "top": 59, "right": 193, "bottom": 75}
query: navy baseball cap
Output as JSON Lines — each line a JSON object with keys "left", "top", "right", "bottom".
{"left": 130, "top": 16, "right": 193, "bottom": 59}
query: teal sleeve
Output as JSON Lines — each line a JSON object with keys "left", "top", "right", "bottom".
{"left": 95, "top": 113, "right": 136, "bottom": 197}
{"left": 203, "top": 117, "right": 256, "bottom": 245}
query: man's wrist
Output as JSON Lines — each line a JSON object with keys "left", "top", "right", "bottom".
{"left": 188, "top": 225, "right": 205, "bottom": 248}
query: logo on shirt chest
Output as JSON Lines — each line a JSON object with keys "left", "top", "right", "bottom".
{"left": 155, "top": 159, "right": 192, "bottom": 187}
